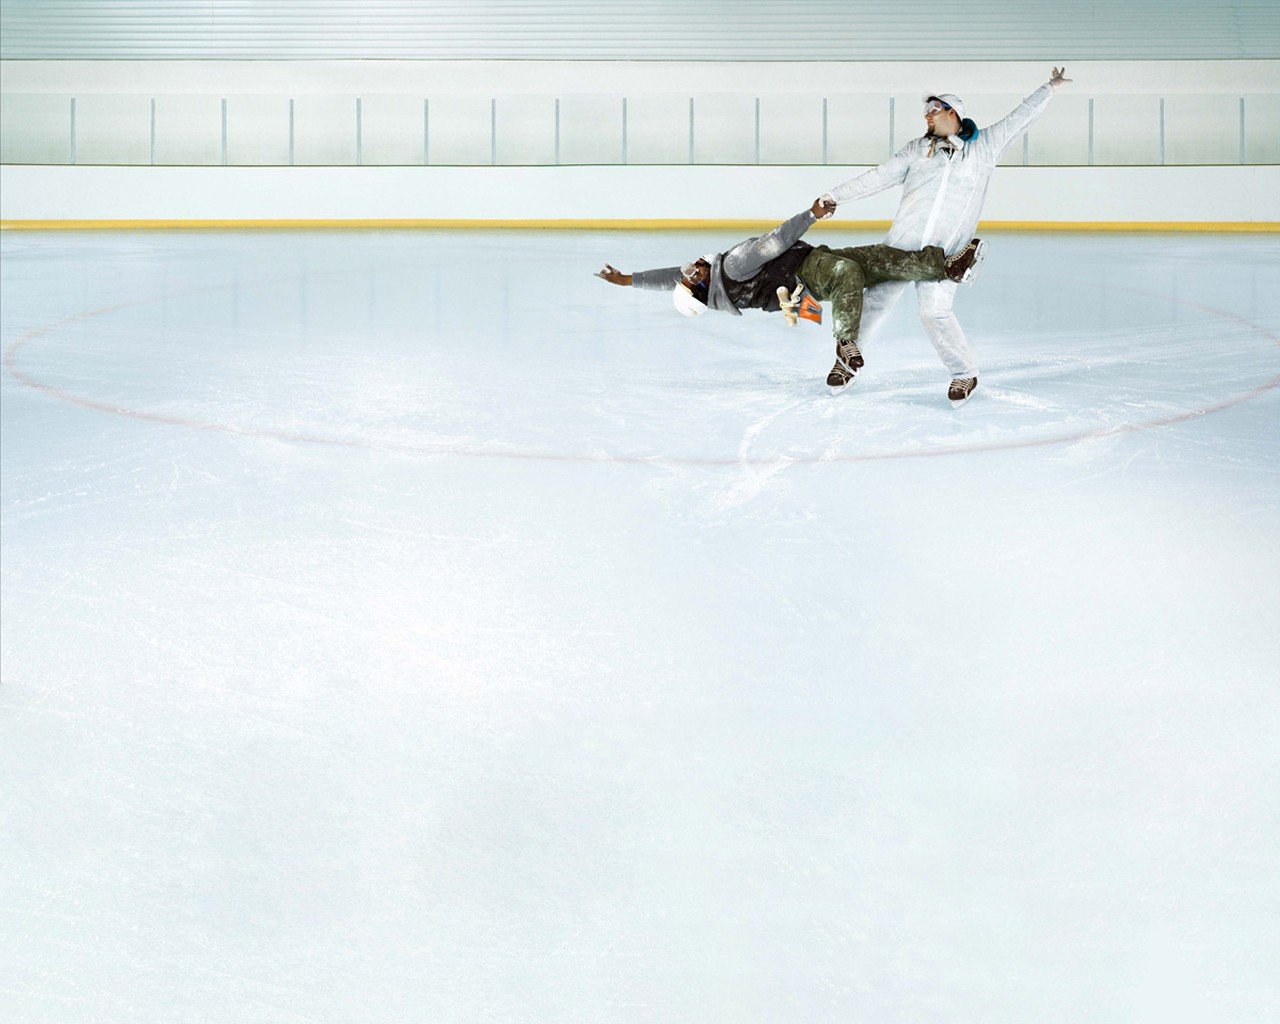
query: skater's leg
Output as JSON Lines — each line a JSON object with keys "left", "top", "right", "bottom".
{"left": 857, "top": 279, "right": 910, "bottom": 346}
{"left": 799, "top": 247, "right": 870, "bottom": 386}
{"left": 799, "top": 248, "right": 867, "bottom": 345}
{"left": 798, "top": 248, "right": 915, "bottom": 387}
{"left": 917, "top": 280, "right": 978, "bottom": 379}
{"left": 826, "top": 244, "right": 946, "bottom": 287}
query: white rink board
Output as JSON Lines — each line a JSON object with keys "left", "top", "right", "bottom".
{"left": 2, "top": 164, "right": 1278, "bottom": 223}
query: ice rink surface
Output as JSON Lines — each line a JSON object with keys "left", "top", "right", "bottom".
{"left": 3, "top": 227, "right": 1279, "bottom": 1023}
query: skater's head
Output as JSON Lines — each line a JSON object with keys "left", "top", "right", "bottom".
{"left": 923, "top": 94, "right": 964, "bottom": 138}
{"left": 673, "top": 257, "right": 710, "bottom": 317}
{"left": 681, "top": 257, "right": 710, "bottom": 290}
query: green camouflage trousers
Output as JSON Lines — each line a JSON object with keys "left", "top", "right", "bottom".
{"left": 798, "top": 244, "right": 946, "bottom": 344}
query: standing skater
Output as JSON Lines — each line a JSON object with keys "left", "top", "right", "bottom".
{"left": 595, "top": 199, "right": 987, "bottom": 375}
{"left": 822, "top": 67, "right": 1073, "bottom": 404}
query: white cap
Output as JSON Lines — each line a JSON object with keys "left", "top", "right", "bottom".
{"left": 673, "top": 282, "right": 707, "bottom": 318}
{"left": 923, "top": 93, "right": 967, "bottom": 121}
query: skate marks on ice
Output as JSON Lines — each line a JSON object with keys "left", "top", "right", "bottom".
{"left": 3, "top": 233, "right": 1278, "bottom": 469}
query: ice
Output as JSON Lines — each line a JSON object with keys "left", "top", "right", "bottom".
{"left": 3, "top": 228, "right": 1279, "bottom": 1022}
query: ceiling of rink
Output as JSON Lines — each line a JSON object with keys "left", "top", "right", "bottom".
{"left": 1, "top": 0, "right": 1277, "bottom": 61}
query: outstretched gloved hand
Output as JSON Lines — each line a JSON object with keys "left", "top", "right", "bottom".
{"left": 1049, "top": 66, "right": 1072, "bottom": 91}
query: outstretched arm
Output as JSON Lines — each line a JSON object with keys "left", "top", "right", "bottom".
{"left": 983, "top": 66, "right": 1072, "bottom": 157}
{"left": 722, "top": 197, "right": 834, "bottom": 282}
{"left": 595, "top": 264, "right": 683, "bottom": 290}
{"left": 825, "top": 145, "right": 915, "bottom": 206}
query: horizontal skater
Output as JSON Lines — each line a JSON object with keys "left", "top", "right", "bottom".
{"left": 596, "top": 197, "right": 986, "bottom": 390}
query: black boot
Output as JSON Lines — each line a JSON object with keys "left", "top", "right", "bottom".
{"left": 826, "top": 339, "right": 864, "bottom": 388}
{"left": 944, "top": 239, "right": 988, "bottom": 284}
{"left": 948, "top": 376, "right": 978, "bottom": 405}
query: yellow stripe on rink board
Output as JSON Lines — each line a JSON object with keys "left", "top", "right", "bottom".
{"left": 1, "top": 219, "right": 1278, "bottom": 233}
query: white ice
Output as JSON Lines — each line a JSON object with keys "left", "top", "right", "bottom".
{"left": 2, "top": 228, "right": 1279, "bottom": 1023}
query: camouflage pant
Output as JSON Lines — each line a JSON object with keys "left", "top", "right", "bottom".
{"left": 798, "top": 244, "right": 946, "bottom": 344}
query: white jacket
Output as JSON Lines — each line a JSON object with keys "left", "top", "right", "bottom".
{"left": 827, "top": 83, "right": 1055, "bottom": 256}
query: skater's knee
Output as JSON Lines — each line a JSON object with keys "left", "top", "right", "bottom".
{"left": 829, "top": 260, "right": 865, "bottom": 289}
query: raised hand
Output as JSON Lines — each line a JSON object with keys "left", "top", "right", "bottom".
{"left": 1050, "top": 66, "right": 1072, "bottom": 91}
{"left": 595, "top": 264, "right": 632, "bottom": 286}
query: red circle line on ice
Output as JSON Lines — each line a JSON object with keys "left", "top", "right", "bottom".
{"left": 4, "top": 277, "right": 1278, "bottom": 466}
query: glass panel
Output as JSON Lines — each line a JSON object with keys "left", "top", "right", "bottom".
{"left": 0, "top": 94, "right": 72, "bottom": 164}
{"left": 75, "top": 94, "right": 149, "bottom": 165}
{"left": 558, "top": 95, "right": 623, "bottom": 165}
{"left": 426, "top": 95, "right": 491, "bottom": 166}
{"left": 294, "top": 95, "right": 357, "bottom": 166}
{"left": 826, "top": 95, "right": 892, "bottom": 166}
{"left": 758, "top": 95, "right": 823, "bottom": 166}
{"left": 623, "top": 95, "right": 688, "bottom": 165}
{"left": 495, "top": 95, "right": 555, "bottom": 166}
{"left": 154, "top": 95, "right": 221, "bottom": 165}
{"left": 1243, "top": 94, "right": 1280, "bottom": 165}
{"left": 225, "top": 95, "right": 290, "bottom": 166}
{"left": 1164, "top": 94, "right": 1240, "bottom": 165}
{"left": 360, "top": 94, "right": 425, "bottom": 166}
{"left": 691, "top": 94, "right": 755, "bottom": 164}
{"left": 1027, "top": 94, "right": 1090, "bottom": 166}
{"left": 1, "top": 90, "right": 1276, "bottom": 168}
{"left": 894, "top": 91, "right": 938, "bottom": 157}
{"left": 1094, "top": 95, "right": 1161, "bottom": 165}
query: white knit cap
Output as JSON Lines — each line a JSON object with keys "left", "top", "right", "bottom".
{"left": 672, "top": 282, "right": 707, "bottom": 318}
{"left": 923, "top": 93, "right": 967, "bottom": 121}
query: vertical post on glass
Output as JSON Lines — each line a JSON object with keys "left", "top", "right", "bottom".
{"left": 1087, "top": 98, "right": 1094, "bottom": 166}
{"left": 1239, "top": 96, "right": 1246, "bottom": 164}
{"left": 150, "top": 97, "right": 156, "bottom": 165}
{"left": 221, "top": 97, "right": 228, "bottom": 166}
{"left": 555, "top": 97, "right": 561, "bottom": 165}
{"left": 754, "top": 97, "right": 760, "bottom": 164}
{"left": 888, "top": 97, "right": 895, "bottom": 156}
{"left": 621, "top": 97, "right": 628, "bottom": 165}
{"left": 1159, "top": 97, "right": 1165, "bottom": 165}
{"left": 289, "top": 98, "right": 295, "bottom": 166}
{"left": 490, "top": 98, "right": 497, "bottom": 166}
{"left": 821, "top": 98, "right": 828, "bottom": 165}
{"left": 70, "top": 97, "right": 76, "bottom": 165}
{"left": 423, "top": 98, "right": 429, "bottom": 165}
{"left": 688, "top": 97, "right": 695, "bottom": 164}
{"left": 356, "top": 97, "right": 362, "bottom": 166}
{"left": 1022, "top": 131, "right": 1029, "bottom": 165}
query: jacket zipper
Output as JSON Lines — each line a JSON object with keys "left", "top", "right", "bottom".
{"left": 920, "top": 153, "right": 953, "bottom": 245}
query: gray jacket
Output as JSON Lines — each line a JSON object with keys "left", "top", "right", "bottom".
{"left": 631, "top": 208, "right": 818, "bottom": 316}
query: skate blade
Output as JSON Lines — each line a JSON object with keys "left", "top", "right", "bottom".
{"left": 959, "top": 240, "right": 989, "bottom": 285}
{"left": 826, "top": 359, "right": 860, "bottom": 391}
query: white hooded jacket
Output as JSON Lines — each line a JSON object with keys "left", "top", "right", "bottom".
{"left": 827, "top": 83, "right": 1055, "bottom": 256}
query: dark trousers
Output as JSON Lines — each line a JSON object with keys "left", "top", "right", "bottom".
{"left": 799, "top": 244, "right": 946, "bottom": 344}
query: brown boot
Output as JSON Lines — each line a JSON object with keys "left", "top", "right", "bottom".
{"left": 948, "top": 376, "right": 978, "bottom": 404}
{"left": 826, "top": 339, "right": 864, "bottom": 388}
{"left": 944, "top": 239, "right": 988, "bottom": 284}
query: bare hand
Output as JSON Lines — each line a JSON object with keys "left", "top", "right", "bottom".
{"left": 595, "top": 263, "right": 632, "bottom": 286}
{"left": 1050, "top": 66, "right": 1072, "bottom": 90}
{"left": 811, "top": 196, "right": 837, "bottom": 219}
